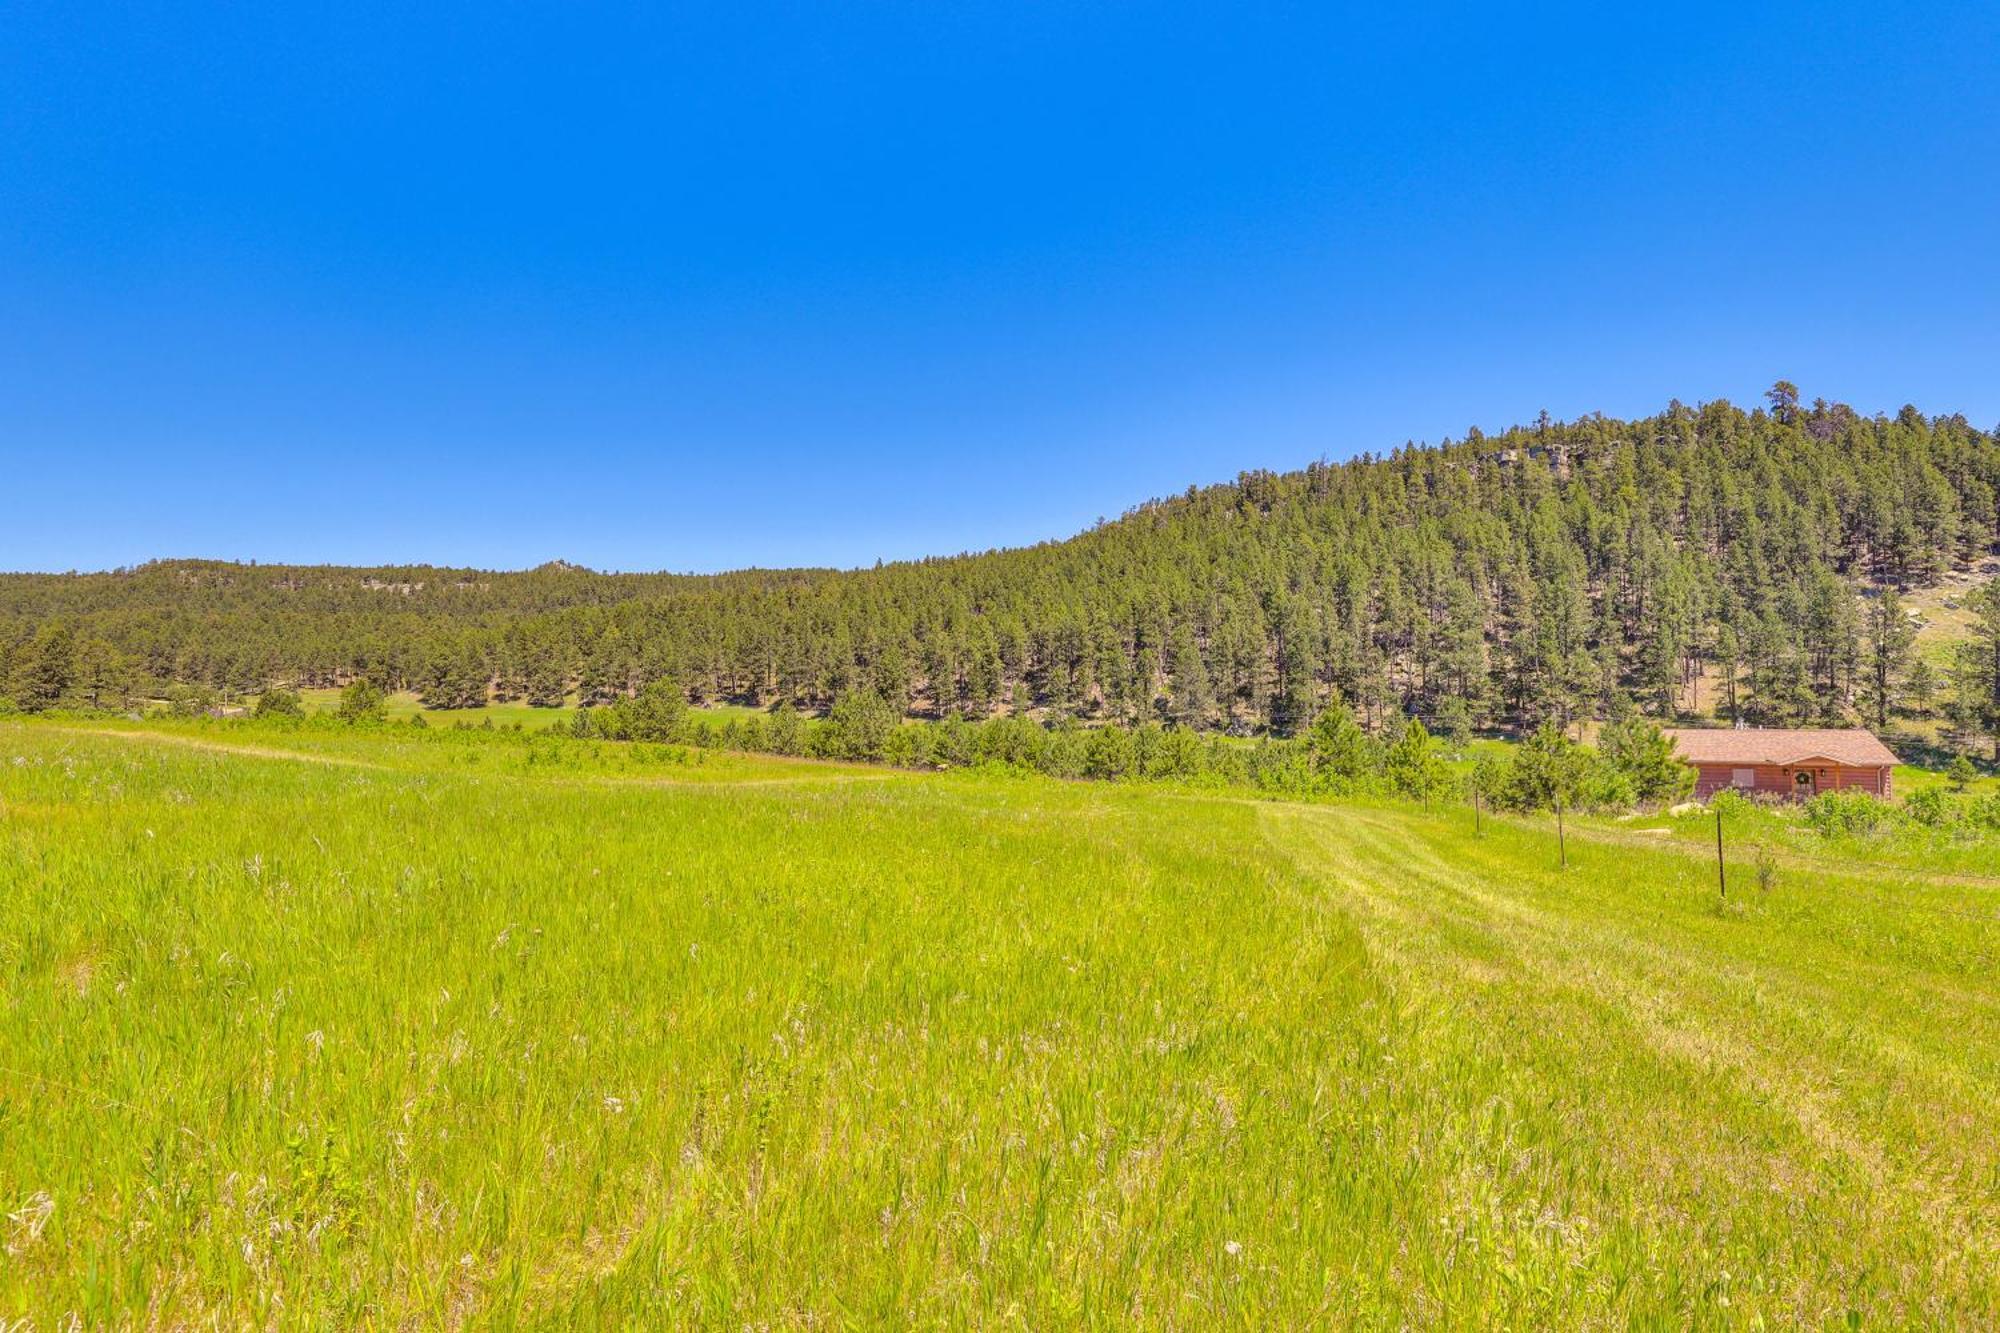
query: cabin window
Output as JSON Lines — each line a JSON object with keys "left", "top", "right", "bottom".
{"left": 1730, "top": 768, "right": 1755, "bottom": 788}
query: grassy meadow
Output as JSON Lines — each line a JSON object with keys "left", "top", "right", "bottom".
{"left": 3, "top": 719, "right": 1998, "bottom": 1326}
{"left": 296, "top": 688, "right": 578, "bottom": 730}
{"left": 292, "top": 688, "right": 771, "bottom": 733}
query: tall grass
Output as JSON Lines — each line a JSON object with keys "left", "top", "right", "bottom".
{"left": 2, "top": 720, "right": 1996, "bottom": 1325}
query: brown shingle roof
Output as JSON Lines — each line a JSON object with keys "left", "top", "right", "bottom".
{"left": 1663, "top": 727, "right": 1900, "bottom": 767}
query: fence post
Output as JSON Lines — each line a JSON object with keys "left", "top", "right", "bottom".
{"left": 1715, "top": 806, "right": 1726, "bottom": 899}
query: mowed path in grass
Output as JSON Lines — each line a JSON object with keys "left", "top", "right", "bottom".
{"left": 1262, "top": 803, "right": 2000, "bottom": 1324}
{"left": 1, "top": 721, "right": 1996, "bottom": 1326}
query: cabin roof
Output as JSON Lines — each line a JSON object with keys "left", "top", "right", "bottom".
{"left": 1662, "top": 727, "right": 1900, "bottom": 768}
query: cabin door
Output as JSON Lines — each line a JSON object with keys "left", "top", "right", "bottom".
{"left": 1792, "top": 769, "right": 1816, "bottom": 796}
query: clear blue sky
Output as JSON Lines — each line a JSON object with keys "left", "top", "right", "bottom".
{"left": 4, "top": 3, "right": 1998, "bottom": 574}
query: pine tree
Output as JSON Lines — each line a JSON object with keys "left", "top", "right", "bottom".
{"left": 1862, "top": 588, "right": 1916, "bottom": 727}
{"left": 13, "top": 622, "right": 76, "bottom": 712}
{"left": 1961, "top": 581, "right": 2000, "bottom": 759}
{"left": 1166, "top": 622, "right": 1212, "bottom": 727}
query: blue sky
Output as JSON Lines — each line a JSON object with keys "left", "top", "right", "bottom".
{"left": 3, "top": 2, "right": 1998, "bottom": 573}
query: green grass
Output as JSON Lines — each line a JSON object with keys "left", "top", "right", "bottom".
{"left": 3, "top": 719, "right": 1997, "bottom": 1325}
{"left": 1891, "top": 759, "right": 2000, "bottom": 800}
{"left": 296, "top": 688, "right": 578, "bottom": 729}
{"left": 685, "top": 700, "right": 780, "bottom": 721}
{"left": 292, "top": 688, "right": 779, "bottom": 731}
{"left": 1903, "top": 564, "right": 1993, "bottom": 672}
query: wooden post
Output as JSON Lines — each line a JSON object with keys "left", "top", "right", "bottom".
{"left": 1555, "top": 798, "right": 1566, "bottom": 869}
{"left": 1473, "top": 787, "right": 1482, "bottom": 837}
{"left": 1715, "top": 806, "right": 1726, "bottom": 899}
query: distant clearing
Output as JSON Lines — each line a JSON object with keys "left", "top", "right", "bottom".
{"left": 294, "top": 687, "right": 759, "bottom": 730}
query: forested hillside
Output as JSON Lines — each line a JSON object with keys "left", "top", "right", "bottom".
{"left": 8, "top": 387, "right": 2000, "bottom": 741}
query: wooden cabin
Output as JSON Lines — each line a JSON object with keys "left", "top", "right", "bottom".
{"left": 1664, "top": 728, "right": 1899, "bottom": 801}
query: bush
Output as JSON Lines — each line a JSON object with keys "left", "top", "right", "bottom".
{"left": 1147, "top": 727, "right": 1206, "bottom": 781}
{"left": 165, "top": 683, "right": 220, "bottom": 718}
{"left": 1247, "top": 737, "right": 1311, "bottom": 794}
{"left": 1505, "top": 725, "right": 1592, "bottom": 814}
{"left": 1904, "top": 787, "right": 1960, "bottom": 829}
{"left": 1579, "top": 765, "right": 1637, "bottom": 813}
{"left": 254, "top": 687, "right": 305, "bottom": 719}
{"left": 1706, "top": 788, "right": 1751, "bottom": 821}
{"left": 826, "top": 690, "right": 897, "bottom": 762}
{"left": 1382, "top": 718, "right": 1450, "bottom": 803}
{"left": 1968, "top": 791, "right": 2000, "bottom": 831}
{"left": 336, "top": 680, "right": 388, "bottom": 725}
{"left": 1041, "top": 725, "right": 1088, "bottom": 779}
{"left": 1084, "top": 725, "right": 1136, "bottom": 780}
{"left": 977, "top": 715, "right": 1045, "bottom": 769}
{"left": 881, "top": 723, "right": 922, "bottom": 769}
{"left": 1802, "top": 790, "right": 1897, "bottom": 839}
{"left": 1201, "top": 737, "right": 1250, "bottom": 788}
{"left": 1305, "top": 702, "right": 1376, "bottom": 791}
{"left": 934, "top": 716, "right": 973, "bottom": 767}
{"left": 766, "top": 702, "right": 804, "bottom": 756}
{"left": 1470, "top": 752, "right": 1511, "bottom": 811}
{"left": 601, "top": 680, "right": 688, "bottom": 743}
{"left": 1599, "top": 717, "right": 1695, "bottom": 805}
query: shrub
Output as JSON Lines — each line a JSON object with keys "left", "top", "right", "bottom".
{"left": 1968, "top": 791, "right": 2000, "bottom": 831}
{"left": 1382, "top": 718, "right": 1450, "bottom": 803}
{"left": 1505, "top": 725, "right": 1592, "bottom": 814}
{"left": 1084, "top": 726, "right": 1136, "bottom": 780}
{"left": 826, "top": 690, "right": 897, "bottom": 762}
{"left": 977, "top": 716, "right": 1045, "bottom": 769}
{"left": 1599, "top": 717, "right": 1696, "bottom": 805}
{"left": 934, "top": 715, "right": 973, "bottom": 768}
{"left": 1802, "top": 790, "right": 1897, "bottom": 838}
{"left": 1904, "top": 787, "right": 1960, "bottom": 829}
{"left": 766, "top": 702, "right": 804, "bottom": 756}
{"left": 1470, "top": 752, "right": 1512, "bottom": 811}
{"left": 1247, "top": 737, "right": 1311, "bottom": 793}
{"left": 881, "top": 723, "right": 922, "bottom": 769}
{"left": 336, "top": 680, "right": 388, "bottom": 725}
{"left": 1306, "top": 701, "right": 1376, "bottom": 789}
{"left": 1041, "top": 725, "right": 1088, "bottom": 779}
{"left": 165, "top": 683, "right": 219, "bottom": 718}
{"left": 254, "top": 687, "right": 305, "bottom": 719}
{"left": 1580, "top": 765, "right": 1637, "bottom": 813}
{"left": 1199, "top": 736, "right": 1250, "bottom": 788}
{"left": 602, "top": 680, "right": 688, "bottom": 743}
{"left": 1147, "top": 727, "right": 1206, "bottom": 781}
{"left": 1707, "top": 788, "right": 1751, "bottom": 821}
